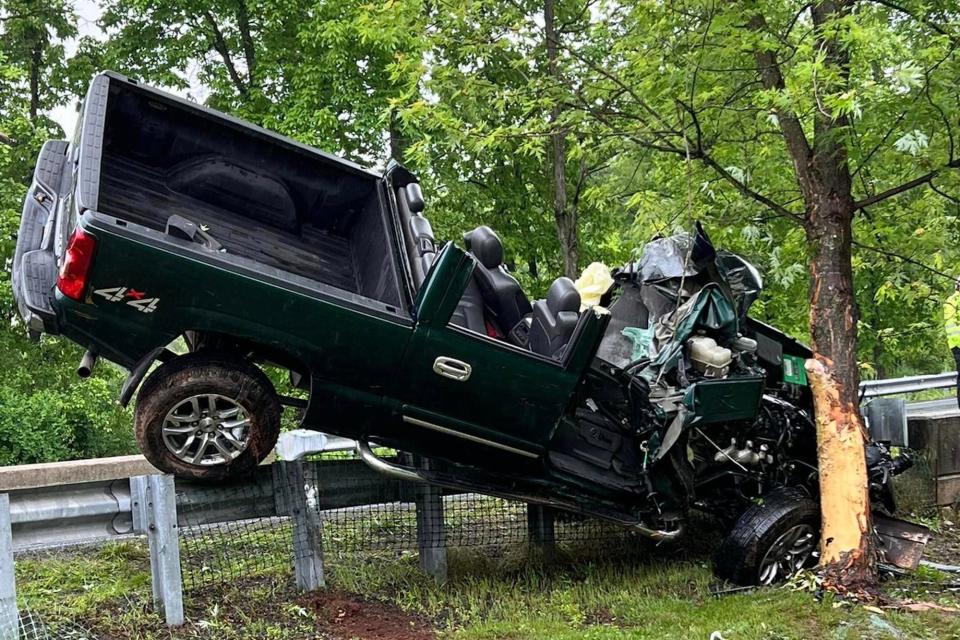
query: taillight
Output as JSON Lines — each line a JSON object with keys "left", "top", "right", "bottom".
{"left": 57, "top": 228, "right": 97, "bottom": 301}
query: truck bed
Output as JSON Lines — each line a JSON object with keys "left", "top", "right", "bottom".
{"left": 99, "top": 155, "right": 360, "bottom": 292}
{"left": 90, "top": 74, "right": 404, "bottom": 308}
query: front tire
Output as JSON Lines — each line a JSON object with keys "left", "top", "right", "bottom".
{"left": 135, "top": 353, "right": 282, "bottom": 481}
{"left": 714, "top": 487, "right": 820, "bottom": 586}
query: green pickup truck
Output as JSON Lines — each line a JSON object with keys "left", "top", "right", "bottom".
{"left": 14, "top": 72, "right": 913, "bottom": 584}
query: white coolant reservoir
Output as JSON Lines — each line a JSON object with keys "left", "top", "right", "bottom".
{"left": 687, "top": 336, "right": 732, "bottom": 378}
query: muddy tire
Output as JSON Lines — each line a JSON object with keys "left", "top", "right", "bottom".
{"left": 135, "top": 353, "right": 281, "bottom": 482}
{"left": 714, "top": 487, "right": 820, "bottom": 586}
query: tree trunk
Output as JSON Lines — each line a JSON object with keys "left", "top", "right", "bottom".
{"left": 544, "top": 0, "right": 578, "bottom": 279}
{"left": 805, "top": 189, "right": 876, "bottom": 595}
{"left": 751, "top": 0, "right": 877, "bottom": 594}
{"left": 805, "top": 357, "right": 875, "bottom": 595}
{"left": 389, "top": 108, "right": 408, "bottom": 161}
{"left": 235, "top": 0, "right": 257, "bottom": 82}
{"left": 29, "top": 41, "right": 42, "bottom": 121}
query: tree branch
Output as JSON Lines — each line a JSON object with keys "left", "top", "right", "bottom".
{"left": 852, "top": 41, "right": 957, "bottom": 178}
{"left": 202, "top": 10, "right": 247, "bottom": 96}
{"left": 675, "top": 99, "right": 704, "bottom": 154}
{"left": 852, "top": 239, "right": 955, "bottom": 280}
{"left": 930, "top": 181, "right": 960, "bottom": 205}
{"left": 852, "top": 161, "right": 960, "bottom": 210}
{"left": 235, "top": 0, "right": 257, "bottom": 82}
{"left": 866, "top": 0, "right": 954, "bottom": 41}
{"left": 0, "top": 131, "right": 16, "bottom": 147}
{"left": 698, "top": 153, "right": 803, "bottom": 221}
{"left": 748, "top": 13, "right": 814, "bottom": 196}
{"left": 554, "top": 32, "right": 683, "bottom": 139}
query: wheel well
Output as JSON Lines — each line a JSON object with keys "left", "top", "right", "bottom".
{"left": 177, "top": 331, "right": 313, "bottom": 419}
{"left": 183, "top": 330, "right": 310, "bottom": 383}
{"left": 121, "top": 331, "right": 312, "bottom": 413}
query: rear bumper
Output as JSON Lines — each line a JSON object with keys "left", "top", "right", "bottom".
{"left": 12, "top": 140, "right": 69, "bottom": 336}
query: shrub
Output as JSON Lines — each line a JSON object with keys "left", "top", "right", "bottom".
{"left": 0, "top": 378, "right": 136, "bottom": 465}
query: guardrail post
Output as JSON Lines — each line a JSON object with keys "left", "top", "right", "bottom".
{"left": 274, "top": 461, "right": 325, "bottom": 591}
{"left": 0, "top": 494, "right": 17, "bottom": 640}
{"left": 414, "top": 460, "right": 447, "bottom": 583}
{"left": 131, "top": 475, "right": 184, "bottom": 626}
{"left": 527, "top": 504, "right": 556, "bottom": 559}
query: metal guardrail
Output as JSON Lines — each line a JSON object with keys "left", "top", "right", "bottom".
{"left": 1, "top": 447, "right": 461, "bottom": 628}
{"left": 860, "top": 371, "right": 958, "bottom": 398}
{"left": 7, "top": 431, "right": 358, "bottom": 552}
{"left": 9, "top": 479, "right": 134, "bottom": 551}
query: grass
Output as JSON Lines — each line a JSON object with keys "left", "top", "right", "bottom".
{"left": 14, "top": 529, "right": 960, "bottom": 640}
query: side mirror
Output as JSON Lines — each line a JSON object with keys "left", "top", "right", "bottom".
{"left": 414, "top": 242, "right": 475, "bottom": 325}
{"left": 405, "top": 183, "right": 425, "bottom": 213}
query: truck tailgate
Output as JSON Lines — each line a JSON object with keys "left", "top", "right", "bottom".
{"left": 12, "top": 139, "right": 69, "bottom": 335}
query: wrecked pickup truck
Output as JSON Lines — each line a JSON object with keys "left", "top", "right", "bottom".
{"left": 14, "top": 72, "right": 916, "bottom": 584}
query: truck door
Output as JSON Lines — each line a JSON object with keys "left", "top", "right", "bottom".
{"left": 398, "top": 244, "right": 606, "bottom": 458}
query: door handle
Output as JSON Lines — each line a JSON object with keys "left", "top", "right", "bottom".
{"left": 433, "top": 356, "right": 472, "bottom": 382}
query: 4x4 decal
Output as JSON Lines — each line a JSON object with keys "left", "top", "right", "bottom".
{"left": 93, "top": 286, "right": 159, "bottom": 314}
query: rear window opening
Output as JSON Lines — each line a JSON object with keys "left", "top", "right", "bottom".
{"left": 93, "top": 79, "right": 403, "bottom": 308}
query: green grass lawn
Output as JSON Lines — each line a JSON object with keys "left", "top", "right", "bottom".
{"left": 14, "top": 533, "right": 960, "bottom": 640}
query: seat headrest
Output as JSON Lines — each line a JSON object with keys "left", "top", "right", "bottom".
{"left": 463, "top": 225, "right": 504, "bottom": 269}
{"left": 547, "top": 277, "right": 580, "bottom": 313}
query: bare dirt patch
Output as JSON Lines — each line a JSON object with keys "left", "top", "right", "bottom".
{"left": 301, "top": 590, "right": 436, "bottom": 640}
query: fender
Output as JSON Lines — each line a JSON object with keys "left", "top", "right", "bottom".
{"left": 118, "top": 347, "right": 175, "bottom": 407}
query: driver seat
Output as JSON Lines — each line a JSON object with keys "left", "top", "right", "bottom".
{"left": 463, "top": 226, "right": 532, "bottom": 344}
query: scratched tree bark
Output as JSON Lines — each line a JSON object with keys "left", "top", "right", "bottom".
{"left": 806, "top": 357, "right": 874, "bottom": 594}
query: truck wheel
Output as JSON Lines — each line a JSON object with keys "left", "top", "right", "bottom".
{"left": 713, "top": 487, "right": 819, "bottom": 586}
{"left": 135, "top": 353, "right": 281, "bottom": 481}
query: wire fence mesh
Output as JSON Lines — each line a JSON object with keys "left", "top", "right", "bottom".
{"left": 4, "top": 609, "right": 97, "bottom": 640}
{"left": 176, "top": 454, "right": 636, "bottom": 592}
{"left": 176, "top": 467, "right": 291, "bottom": 591}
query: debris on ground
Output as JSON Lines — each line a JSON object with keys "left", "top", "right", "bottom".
{"left": 924, "top": 519, "right": 960, "bottom": 567}
{"left": 887, "top": 601, "right": 960, "bottom": 613}
{"left": 868, "top": 613, "right": 905, "bottom": 639}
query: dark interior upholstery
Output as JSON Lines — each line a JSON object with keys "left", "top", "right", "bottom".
{"left": 463, "top": 226, "right": 532, "bottom": 342}
{"left": 450, "top": 278, "right": 487, "bottom": 334}
{"left": 529, "top": 277, "right": 581, "bottom": 358}
{"left": 395, "top": 183, "right": 437, "bottom": 289}
{"left": 96, "top": 81, "right": 403, "bottom": 307}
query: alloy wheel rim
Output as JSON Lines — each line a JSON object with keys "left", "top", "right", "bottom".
{"left": 757, "top": 523, "right": 817, "bottom": 585}
{"left": 161, "top": 394, "right": 250, "bottom": 466}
